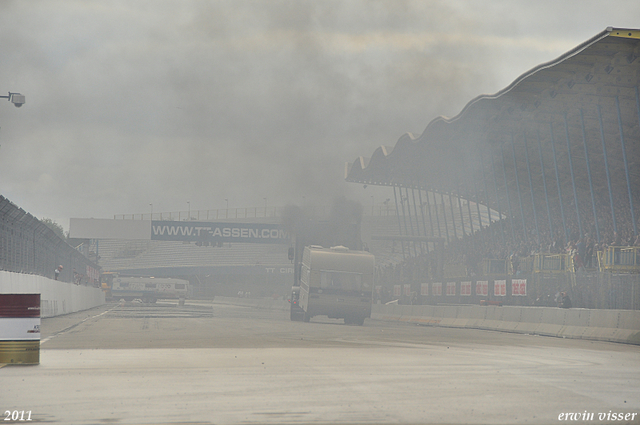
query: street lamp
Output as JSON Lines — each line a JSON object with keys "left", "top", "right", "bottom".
{"left": 0, "top": 92, "right": 25, "bottom": 108}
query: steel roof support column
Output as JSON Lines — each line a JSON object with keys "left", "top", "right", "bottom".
{"left": 616, "top": 95, "right": 637, "bottom": 236}
{"left": 579, "top": 108, "right": 600, "bottom": 242}
{"left": 418, "top": 189, "right": 433, "bottom": 239}
{"left": 417, "top": 189, "right": 431, "bottom": 253}
{"left": 404, "top": 187, "right": 418, "bottom": 257}
{"left": 550, "top": 122, "right": 569, "bottom": 243}
{"left": 479, "top": 150, "right": 493, "bottom": 226}
{"left": 500, "top": 145, "right": 516, "bottom": 246}
{"left": 564, "top": 113, "right": 583, "bottom": 239}
{"left": 466, "top": 187, "right": 475, "bottom": 235}
{"left": 537, "top": 129, "right": 554, "bottom": 244}
{"left": 431, "top": 190, "right": 443, "bottom": 240}
{"left": 411, "top": 187, "right": 425, "bottom": 255}
{"left": 393, "top": 185, "right": 406, "bottom": 260}
{"left": 598, "top": 104, "right": 617, "bottom": 238}
{"left": 597, "top": 105, "right": 618, "bottom": 238}
{"left": 399, "top": 187, "right": 410, "bottom": 242}
{"left": 440, "top": 192, "right": 451, "bottom": 245}
{"left": 422, "top": 189, "right": 436, "bottom": 239}
{"left": 448, "top": 191, "right": 459, "bottom": 240}
{"left": 511, "top": 133, "right": 529, "bottom": 245}
{"left": 456, "top": 181, "right": 467, "bottom": 238}
{"left": 488, "top": 151, "right": 506, "bottom": 246}
{"left": 472, "top": 176, "right": 484, "bottom": 231}
{"left": 523, "top": 131, "right": 540, "bottom": 247}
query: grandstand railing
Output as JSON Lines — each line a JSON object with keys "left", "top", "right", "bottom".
{"left": 533, "top": 254, "right": 570, "bottom": 273}
{"left": 599, "top": 246, "right": 640, "bottom": 273}
{"left": 465, "top": 251, "right": 640, "bottom": 276}
{"left": 485, "top": 255, "right": 571, "bottom": 275}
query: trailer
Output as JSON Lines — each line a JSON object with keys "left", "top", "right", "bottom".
{"left": 102, "top": 274, "right": 189, "bottom": 303}
{"left": 291, "top": 245, "right": 375, "bottom": 325}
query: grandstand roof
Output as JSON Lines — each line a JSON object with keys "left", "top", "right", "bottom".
{"left": 345, "top": 27, "right": 640, "bottom": 207}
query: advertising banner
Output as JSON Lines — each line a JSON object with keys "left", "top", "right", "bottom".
{"left": 512, "top": 279, "right": 527, "bottom": 296}
{"left": 494, "top": 280, "right": 507, "bottom": 296}
{"left": 151, "top": 221, "right": 289, "bottom": 244}
{"left": 446, "top": 282, "right": 456, "bottom": 296}
{"left": 432, "top": 282, "right": 442, "bottom": 296}
{"left": 476, "top": 281, "right": 489, "bottom": 296}
{"left": 0, "top": 294, "right": 40, "bottom": 364}
{"left": 461, "top": 281, "right": 472, "bottom": 296}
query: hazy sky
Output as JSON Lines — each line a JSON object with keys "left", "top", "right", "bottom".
{"left": 0, "top": 0, "right": 638, "bottom": 229}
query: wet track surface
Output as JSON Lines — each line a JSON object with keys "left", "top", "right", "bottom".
{"left": 2, "top": 300, "right": 639, "bottom": 424}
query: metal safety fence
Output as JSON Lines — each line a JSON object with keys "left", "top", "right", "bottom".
{"left": 0, "top": 196, "right": 100, "bottom": 285}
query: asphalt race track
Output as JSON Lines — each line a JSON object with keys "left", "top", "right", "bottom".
{"left": 2, "top": 300, "right": 639, "bottom": 425}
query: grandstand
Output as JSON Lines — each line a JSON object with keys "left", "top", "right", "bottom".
{"left": 346, "top": 27, "right": 640, "bottom": 310}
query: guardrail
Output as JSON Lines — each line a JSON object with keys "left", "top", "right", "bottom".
{"left": 600, "top": 246, "right": 640, "bottom": 273}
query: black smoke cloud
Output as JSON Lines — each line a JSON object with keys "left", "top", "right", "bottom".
{"left": 0, "top": 0, "right": 637, "bottom": 227}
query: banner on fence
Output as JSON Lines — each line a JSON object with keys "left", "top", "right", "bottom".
{"left": 512, "top": 279, "right": 527, "bottom": 296}
{"left": 432, "top": 282, "right": 442, "bottom": 296}
{"left": 494, "top": 280, "right": 507, "bottom": 296}
{"left": 446, "top": 282, "right": 456, "bottom": 296}
{"left": 461, "top": 281, "right": 472, "bottom": 296}
{"left": 476, "top": 281, "right": 488, "bottom": 296}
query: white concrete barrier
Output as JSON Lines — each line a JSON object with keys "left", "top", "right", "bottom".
{"left": 0, "top": 271, "right": 105, "bottom": 318}
{"left": 209, "top": 296, "right": 640, "bottom": 345}
{"left": 371, "top": 304, "right": 640, "bottom": 345}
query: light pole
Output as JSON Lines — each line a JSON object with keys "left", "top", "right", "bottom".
{"left": 187, "top": 201, "right": 190, "bottom": 220}
{"left": 225, "top": 199, "right": 229, "bottom": 218}
{"left": 150, "top": 204, "right": 153, "bottom": 220}
{"left": 264, "top": 198, "right": 267, "bottom": 217}
{"left": 0, "top": 92, "right": 25, "bottom": 108}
